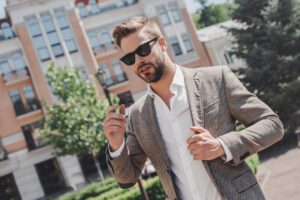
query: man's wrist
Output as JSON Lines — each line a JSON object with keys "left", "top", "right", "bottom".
{"left": 109, "top": 139, "right": 125, "bottom": 158}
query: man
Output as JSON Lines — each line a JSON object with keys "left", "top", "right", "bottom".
{"left": 103, "top": 16, "right": 284, "bottom": 200}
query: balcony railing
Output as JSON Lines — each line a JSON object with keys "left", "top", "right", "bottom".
{"left": 1, "top": 67, "right": 30, "bottom": 84}
{"left": 105, "top": 72, "right": 128, "bottom": 87}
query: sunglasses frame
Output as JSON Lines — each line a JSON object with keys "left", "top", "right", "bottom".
{"left": 120, "top": 37, "right": 158, "bottom": 66}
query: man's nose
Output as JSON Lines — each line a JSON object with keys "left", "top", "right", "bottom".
{"left": 135, "top": 53, "right": 145, "bottom": 64}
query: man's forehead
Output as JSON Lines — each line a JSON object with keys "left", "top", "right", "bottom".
{"left": 120, "top": 29, "right": 150, "bottom": 54}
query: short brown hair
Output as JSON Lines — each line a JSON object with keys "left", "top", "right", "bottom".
{"left": 112, "top": 16, "right": 162, "bottom": 48}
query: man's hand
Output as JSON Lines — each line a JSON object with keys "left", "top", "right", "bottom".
{"left": 104, "top": 104, "right": 126, "bottom": 152}
{"left": 187, "top": 126, "right": 225, "bottom": 160}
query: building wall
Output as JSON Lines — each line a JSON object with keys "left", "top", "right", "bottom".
{"left": 0, "top": 0, "right": 214, "bottom": 199}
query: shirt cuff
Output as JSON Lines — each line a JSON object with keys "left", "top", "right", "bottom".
{"left": 218, "top": 138, "right": 233, "bottom": 162}
{"left": 109, "top": 139, "right": 125, "bottom": 158}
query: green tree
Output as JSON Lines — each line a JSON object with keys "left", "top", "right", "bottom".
{"left": 38, "top": 62, "right": 118, "bottom": 181}
{"left": 194, "top": 1, "right": 238, "bottom": 28}
{"left": 230, "top": 0, "right": 300, "bottom": 134}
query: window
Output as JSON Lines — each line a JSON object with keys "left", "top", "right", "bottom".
{"left": 10, "top": 90, "right": 26, "bottom": 116}
{"left": 23, "top": 86, "right": 40, "bottom": 111}
{"left": 26, "top": 16, "right": 42, "bottom": 37}
{"left": 169, "top": 37, "right": 182, "bottom": 56}
{"left": 88, "top": 31, "right": 100, "bottom": 51}
{"left": 0, "top": 52, "right": 27, "bottom": 76}
{"left": 33, "top": 35, "right": 50, "bottom": 61}
{"left": 117, "top": 91, "right": 134, "bottom": 107}
{"left": 100, "top": 64, "right": 113, "bottom": 85}
{"left": 169, "top": 5, "right": 182, "bottom": 23}
{"left": 35, "top": 159, "right": 67, "bottom": 196}
{"left": 26, "top": 16, "right": 50, "bottom": 61}
{"left": 22, "top": 121, "right": 43, "bottom": 151}
{"left": 41, "top": 13, "right": 64, "bottom": 58}
{"left": 40, "top": 13, "right": 55, "bottom": 33}
{"left": 47, "top": 32, "right": 64, "bottom": 57}
{"left": 100, "top": 30, "right": 112, "bottom": 46}
{"left": 54, "top": 10, "right": 78, "bottom": 54}
{"left": 9, "top": 86, "right": 40, "bottom": 116}
{"left": 77, "top": 2, "right": 88, "bottom": 18}
{"left": 112, "top": 60, "right": 126, "bottom": 82}
{"left": 0, "top": 174, "right": 21, "bottom": 200}
{"left": 182, "top": 34, "right": 194, "bottom": 53}
{"left": 12, "top": 52, "right": 27, "bottom": 71}
{"left": 54, "top": 10, "right": 68, "bottom": 29}
{"left": 1, "top": 22, "right": 14, "bottom": 39}
{"left": 159, "top": 12, "right": 171, "bottom": 26}
{"left": 89, "top": 0, "right": 99, "bottom": 14}
{"left": 0, "top": 58, "right": 11, "bottom": 76}
{"left": 224, "top": 52, "right": 234, "bottom": 64}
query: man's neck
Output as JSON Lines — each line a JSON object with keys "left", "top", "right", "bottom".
{"left": 150, "top": 63, "right": 176, "bottom": 108}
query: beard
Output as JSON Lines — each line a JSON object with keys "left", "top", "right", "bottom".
{"left": 135, "top": 56, "right": 165, "bottom": 83}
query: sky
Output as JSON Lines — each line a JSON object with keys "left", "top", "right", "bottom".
{"left": 0, "top": 0, "right": 227, "bottom": 19}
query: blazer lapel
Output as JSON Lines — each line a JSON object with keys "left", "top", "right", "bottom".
{"left": 182, "top": 67, "right": 204, "bottom": 127}
{"left": 141, "top": 96, "right": 171, "bottom": 168}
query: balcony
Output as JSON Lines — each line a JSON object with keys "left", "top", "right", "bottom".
{"left": 105, "top": 72, "right": 128, "bottom": 87}
{"left": 1, "top": 67, "right": 31, "bottom": 84}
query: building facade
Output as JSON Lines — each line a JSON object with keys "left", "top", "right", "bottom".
{"left": 197, "top": 20, "right": 246, "bottom": 71}
{"left": 0, "top": 0, "right": 211, "bottom": 199}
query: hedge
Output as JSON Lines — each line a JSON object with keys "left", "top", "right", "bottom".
{"left": 60, "top": 177, "right": 118, "bottom": 200}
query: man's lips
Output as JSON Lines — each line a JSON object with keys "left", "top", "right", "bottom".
{"left": 139, "top": 65, "right": 152, "bottom": 73}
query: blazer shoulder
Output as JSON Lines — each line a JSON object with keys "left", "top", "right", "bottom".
{"left": 183, "top": 65, "right": 228, "bottom": 85}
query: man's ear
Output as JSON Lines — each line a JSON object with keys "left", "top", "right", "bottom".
{"left": 158, "top": 36, "right": 168, "bottom": 52}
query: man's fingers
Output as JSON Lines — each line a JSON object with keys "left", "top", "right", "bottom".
{"left": 107, "top": 112, "right": 126, "bottom": 121}
{"left": 105, "top": 126, "right": 125, "bottom": 135}
{"left": 119, "top": 104, "right": 126, "bottom": 115}
{"left": 107, "top": 105, "right": 119, "bottom": 115}
{"left": 104, "top": 119, "right": 125, "bottom": 129}
{"left": 187, "top": 134, "right": 204, "bottom": 144}
{"left": 190, "top": 126, "right": 207, "bottom": 134}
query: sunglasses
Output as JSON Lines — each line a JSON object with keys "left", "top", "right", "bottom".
{"left": 120, "top": 37, "right": 158, "bottom": 66}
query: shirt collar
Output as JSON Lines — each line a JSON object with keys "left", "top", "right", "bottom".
{"left": 147, "top": 64, "right": 185, "bottom": 98}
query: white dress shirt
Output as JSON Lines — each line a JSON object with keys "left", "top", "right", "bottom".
{"left": 110, "top": 65, "right": 233, "bottom": 199}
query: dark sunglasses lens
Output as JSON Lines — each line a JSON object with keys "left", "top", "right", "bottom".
{"left": 121, "top": 53, "right": 135, "bottom": 65}
{"left": 136, "top": 43, "right": 151, "bottom": 57}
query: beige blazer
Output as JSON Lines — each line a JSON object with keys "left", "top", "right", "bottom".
{"left": 106, "top": 65, "right": 284, "bottom": 200}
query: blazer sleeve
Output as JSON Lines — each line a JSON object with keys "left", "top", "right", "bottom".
{"left": 218, "top": 65, "right": 284, "bottom": 166}
{"left": 106, "top": 111, "right": 147, "bottom": 188}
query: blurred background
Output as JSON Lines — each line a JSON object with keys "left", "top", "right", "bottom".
{"left": 0, "top": 0, "right": 299, "bottom": 199}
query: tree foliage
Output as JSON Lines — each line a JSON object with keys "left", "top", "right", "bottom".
{"left": 38, "top": 63, "right": 118, "bottom": 156}
{"left": 194, "top": 1, "right": 238, "bottom": 28}
{"left": 230, "top": 0, "right": 300, "bottom": 133}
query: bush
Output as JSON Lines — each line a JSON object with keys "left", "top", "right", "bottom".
{"left": 245, "top": 153, "right": 260, "bottom": 174}
{"left": 60, "top": 177, "right": 118, "bottom": 200}
{"left": 89, "top": 177, "right": 164, "bottom": 200}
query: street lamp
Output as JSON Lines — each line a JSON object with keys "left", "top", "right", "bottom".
{"left": 96, "top": 67, "right": 112, "bottom": 106}
{"left": 95, "top": 67, "right": 149, "bottom": 200}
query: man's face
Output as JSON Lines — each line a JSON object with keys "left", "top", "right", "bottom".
{"left": 120, "top": 29, "right": 167, "bottom": 83}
